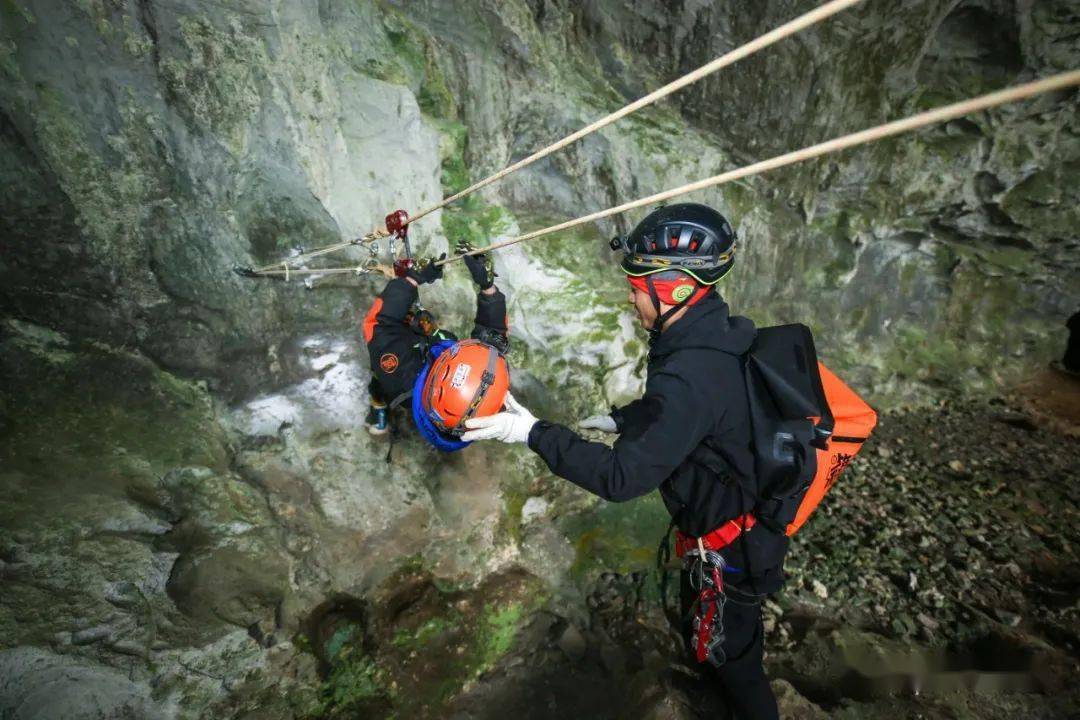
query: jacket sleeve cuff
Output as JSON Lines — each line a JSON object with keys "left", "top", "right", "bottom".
{"left": 609, "top": 405, "right": 625, "bottom": 433}
{"left": 527, "top": 420, "right": 554, "bottom": 453}
{"left": 385, "top": 277, "right": 418, "bottom": 301}
{"left": 477, "top": 287, "right": 504, "bottom": 303}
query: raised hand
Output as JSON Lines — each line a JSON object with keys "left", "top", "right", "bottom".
{"left": 456, "top": 241, "right": 496, "bottom": 290}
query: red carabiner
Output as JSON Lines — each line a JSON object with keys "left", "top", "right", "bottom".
{"left": 695, "top": 589, "right": 720, "bottom": 663}
{"left": 393, "top": 257, "right": 415, "bottom": 278}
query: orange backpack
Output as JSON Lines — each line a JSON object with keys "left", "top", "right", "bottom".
{"left": 784, "top": 361, "right": 877, "bottom": 534}
{"left": 741, "top": 325, "right": 877, "bottom": 535}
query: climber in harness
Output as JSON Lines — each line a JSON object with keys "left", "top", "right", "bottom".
{"left": 361, "top": 241, "right": 510, "bottom": 451}
{"left": 461, "top": 203, "right": 783, "bottom": 719}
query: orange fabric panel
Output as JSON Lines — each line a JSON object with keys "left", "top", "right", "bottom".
{"left": 818, "top": 362, "right": 878, "bottom": 439}
{"left": 362, "top": 297, "right": 383, "bottom": 344}
{"left": 786, "top": 362, "right": 877, "bottom": 536}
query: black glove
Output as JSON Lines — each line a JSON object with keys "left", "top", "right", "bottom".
{"left": 406, "top": 254, "right": 446, "bottom": 285}
{"left": 456, "top": 241, "right": 496, "bottom": 290}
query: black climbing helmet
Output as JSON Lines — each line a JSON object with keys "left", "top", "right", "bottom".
{"left": 611, "top": 203, "right": 737, "bottom": 285}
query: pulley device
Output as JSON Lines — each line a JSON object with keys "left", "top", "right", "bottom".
{"left": 384, "top": 209, "right": 414, "bottom": 279}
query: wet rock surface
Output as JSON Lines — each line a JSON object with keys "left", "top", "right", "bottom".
{"left": 6, "top": 314, "right": 1077, "bottom": 718}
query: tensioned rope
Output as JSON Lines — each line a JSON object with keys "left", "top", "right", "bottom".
{"left": 247, "top": 0, "right": 862, "bottom": 276}
{"left": 405, "top": 0, "right": 863, "bottom": 226}
{"left": 441, "top": 71, "right": 1080, "bottom": 263}
{"left": 254, "top": 70, "right": 1079, "bottom": 278}
{"left": 248, "top": 227, "right": 388, "bottom": 276}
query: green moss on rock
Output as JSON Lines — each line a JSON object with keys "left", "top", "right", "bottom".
{"left": 316, "top": 570, "right": 543, "bottom": 718}
{"left": 560, "top": 493, "right": 670, "bottom": 587}
{"left": 161, "top": 15, "right": 265, "bottom": 153}
{"left": 31, "top": 88, "right": 165, "bottom": 275}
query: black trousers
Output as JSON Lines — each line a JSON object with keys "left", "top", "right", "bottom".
{"left": 369, "top": 377, "right": 388, "bottom": 405}
{"left": 680, "top": 571, "right": 778, "bottom": 720}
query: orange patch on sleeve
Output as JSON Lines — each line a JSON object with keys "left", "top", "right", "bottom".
{"left": 362, "top": 297, "right": 384, "bottom": 343}
{"left": 380, "top": 352, "right": 399, "bottom": 373}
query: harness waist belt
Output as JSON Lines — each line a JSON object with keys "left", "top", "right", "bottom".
{"left": 674, "top": 514, "right": 757, "bottom": 558}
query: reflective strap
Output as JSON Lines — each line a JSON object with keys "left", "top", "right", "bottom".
{"left": 629, "top": 243, "right": 736, "bottom": 270}
{"left": 388, "top": 389, "right": 412, "bottom": 411}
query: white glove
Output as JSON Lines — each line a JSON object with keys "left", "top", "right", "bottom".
{"left": 579, "top": 414, "right": 618, "bottom": 433}
{"left": 461, "top": 391, "right": 537, "bottom": 444}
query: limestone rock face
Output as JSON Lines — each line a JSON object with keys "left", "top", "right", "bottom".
{"left": 2, "top": 0, "right": 1076, "bottom": 397}
{"left": 0, "top": 1, "right": 1077, "bottom": 718}
{"left": 0, "top": 647, "right": 156, "bottom": 720}
{"left": 1, "top": 0, "right": 443, "bottom": 396}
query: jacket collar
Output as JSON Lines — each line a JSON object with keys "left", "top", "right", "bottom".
{"left": 649, "top": 292, "right": 725, "bottom": 358}
{"left": 647, "top": 290, "right": 757, "bottom": 359}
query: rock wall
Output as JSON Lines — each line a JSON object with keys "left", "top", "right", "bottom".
{"left": 3, "top": 0, "right": 1076, "bottom": 401}
{"left": 1, "top": 0, "right": 1077, "bottom": 718}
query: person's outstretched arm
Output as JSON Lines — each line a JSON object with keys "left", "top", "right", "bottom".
{"left": 527, "top": 371, "right": 715, "bottom": 502}
{"left": 458, "top": 241, "right": 509, "bottom": 353}
{"left": 463, "top": 368, "right": 727, "bottom": 503}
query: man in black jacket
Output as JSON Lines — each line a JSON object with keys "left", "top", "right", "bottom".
{"left": 462, "top": 204, "right": 783, "bottom": 719}
{"left": 362, "top": 242, "right": 509, "bottom": 435}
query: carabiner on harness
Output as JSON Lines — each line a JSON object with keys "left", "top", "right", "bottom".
{"left": 687, "top": 538, "right": 728, "bottom": 668}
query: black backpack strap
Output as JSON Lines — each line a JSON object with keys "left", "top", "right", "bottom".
{"left": 796, "top": 323, "right": 833, "bottom": 446}
{"left": 656, "top": 515, "right": 678, "bottom": 614}
{"left": 388, "top": 389, "right": 412, "bottom": 411}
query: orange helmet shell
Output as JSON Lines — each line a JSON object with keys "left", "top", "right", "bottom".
{"left": 421, "top": 340, "right": 510, "bottom": 435}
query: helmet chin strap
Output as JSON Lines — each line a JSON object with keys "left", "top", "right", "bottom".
{"left": 645, "top": 275, "right": 694, "bottom": 341}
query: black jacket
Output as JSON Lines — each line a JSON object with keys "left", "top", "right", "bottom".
{"left": 363, "top": 278, "right": 508, "bottom": 402}
{"left": 527, "top": 293, "right": 788, "bottom": 593}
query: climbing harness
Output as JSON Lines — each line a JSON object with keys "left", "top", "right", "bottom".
{"left": 669, "top": 523, "right": 756, "bottom": 668}
{"left": 235, "top": 0, "right": 863, "bottom": 279}
{"left": 655, "top": 513, "right": 758, "bottom": 668}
